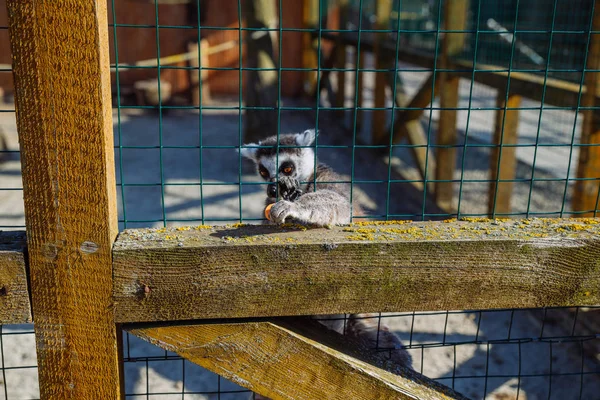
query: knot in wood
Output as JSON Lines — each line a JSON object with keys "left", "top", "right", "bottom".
{"left": 80, "top": 241, "right": 99, "bottom": 254}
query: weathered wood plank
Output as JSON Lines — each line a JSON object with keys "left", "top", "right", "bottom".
{"left": 114, "top": 219, "right": 600, "bottom": 323}
{"left": 128, "top": 319, "right": 467, "bottom": 400}
{"left": 0, "top": 231, "right": 31, "bottom": 324}
{"left": 488, "top": 94, "right": 522, "bottom": 216}
{"left": 8, "top": 0, "right": 122, "bottom": 398}
{"left": 573, "top": 4, "right": 600, "bottom": 215}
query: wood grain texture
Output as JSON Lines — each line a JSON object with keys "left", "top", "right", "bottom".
{"left": 488, "top": 94, "right": 522, "bottom": 216}
{"left": 114, "top": 218, "right": 600, "bottom": 323}
{"left": 8, "top": 0, "right": 121, "bottom": 398}
{"left": 0, "top": 231, "right": 31, "bottom": 324}
{"left": 128, "top": 319, "right": 466, "bottom": 400}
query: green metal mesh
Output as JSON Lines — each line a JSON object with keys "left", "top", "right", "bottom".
{"left": 100, "top": 0, "right": 599, "bottom": 229}
{"left": 1, "top": 1, "right": 600, "bottom": 399}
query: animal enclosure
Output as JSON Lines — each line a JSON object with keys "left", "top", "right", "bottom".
{"left": 1, "top": 0, "right": 600, "bottom": 399}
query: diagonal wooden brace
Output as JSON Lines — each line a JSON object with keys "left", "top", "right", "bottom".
{"left": 128, "top": 318, "right": 468, "bottom": 400}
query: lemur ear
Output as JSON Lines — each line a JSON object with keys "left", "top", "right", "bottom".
{"left": 296, "top": 129, "right": 318, "bottom": 147}
{"left": 239, "top": 142, "right": 260, "bottom": 161}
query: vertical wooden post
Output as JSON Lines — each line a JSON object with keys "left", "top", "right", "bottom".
{"left": 334, "top": 0, "right": 349, "bottom": 119}
{"left": 488, "top": 93, "right": 522, "bottom": 216}
{"left": 302, "top": 0, "right": 319, "bottom": 96}
{"left": 435, "top": 0, "right": 469, "bottom": 211}
{"left": 188, "top": 40, "right": 211, "bottom": 107}
{"left": 356, "top": 51, "right": 366, "bottom": 131}
{"left": 574, "top": 3, "right": 600, "bottom": 215}
{"left": 243, "top": 0, "right": 279, "bottom": 143}
{"left": 372, "top": 0, "right": 393, "bottom": 145}
{"left": 7, "top": 1, "right": 122, "bottom": 398}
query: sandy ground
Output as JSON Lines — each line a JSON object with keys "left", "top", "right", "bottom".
{"left": 1, "top": 60, "right": 599, "bottom": 399}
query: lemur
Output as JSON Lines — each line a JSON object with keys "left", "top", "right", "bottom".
{"left": 240, "top": 129, "right": 412, "bottom": 369}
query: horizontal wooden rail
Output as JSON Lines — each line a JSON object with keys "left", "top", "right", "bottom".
{"left": 0, "top": 231, "right": 31, "bottom": 324}
{"left": 128, "top": 318, "right": 467, "bottom": 400}
{"left": 4, "top": 219, "right": 600, "bottom": 325}
{"left": 113, "top": 218, "right": 600, "bottom": 323}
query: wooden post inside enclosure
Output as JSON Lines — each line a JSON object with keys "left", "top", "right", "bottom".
{"left": 574, "top": 3, "right": 600, "bottom": 216}
{"left": 356, "top": 51, "right": 366, "bottom": 131}
{"left": 391, "top": 73, "right": 439, "bottom": 192}
{"left": 435, "top": 0, "right": 468, "bottom": 212}
{"left": 7, "top": 1, "right": 122, "bottom": 398}
{"left": 334, "top": 0, "right": 349, "bottom": 118}
{"left": 302, "top": 0, "right": 319, "bottom": 96}
{"left": 372, "top": 0, "right": 393, "bottom": 146}
{"left": 488, "top": 93, "right": 522, "bottom": 216}
{"left": 243, "top": 0, "right": 278, "bottom": 143}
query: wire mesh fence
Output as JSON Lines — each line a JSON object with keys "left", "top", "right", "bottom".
{"left": 1, "top": 0, "right": 600, "bottom": 399}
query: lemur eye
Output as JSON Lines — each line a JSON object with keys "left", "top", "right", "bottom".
{"left": 283, "top": 166, "right": 293, "bottom": 175}
{"left": 259, "top": 166, "right": 269, "bottom": 178}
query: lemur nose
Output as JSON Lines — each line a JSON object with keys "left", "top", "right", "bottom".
{"left": 267, "top": 183, "right": 277, "bottom": 198}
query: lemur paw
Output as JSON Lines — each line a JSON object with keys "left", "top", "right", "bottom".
{"left": 269, "top": 200, "right": 297, "bottom": 224}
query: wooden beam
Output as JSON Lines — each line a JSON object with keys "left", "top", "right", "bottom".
{"left": 573, "top": 4, "right": 600, "bottom": 215}
{"left": 335, "top": 43, "right": 347, "bottom": 115}
{"left": 372, "top": 0, "right": 393, "bottom": 145}
{"left": 128, "top": 319, "right": 467, "bottom": 400}
{"left": 435, "top": 0, "right": 469, "bottom": 211}
{"left": 114, "top": 219, "right": 600, "bottom": 323}
{"left": 315, "top": 31, "right": 591, "bottom": 109}
{"left": 488, "top": 94, "right": 522, "bottom": 216}
{"left": 402, "top": 120, "right": 436, "bottom": 194}
{"left": 243, "top": 0, "right": 279, "bottom": 143}
{"left": 8, "top": 1, "right": 122, "bottom": 398}
{"left": 356, "top": 50, "right": 366, "bottom": 131}
{"left": 0, "top": 231, "right": 31, "bottom": 324}
{"left": 188, "top": 40, "right": 211, "bottom": 106}
{"left": 334, "top": 1, "right": 349, "bottom": 119}
{"left": 393, "top": 73, "right": 439, "bottom": 134}
{"left": 391, "top": 74, "right": 438, "bottom": 190}
{"left": 302, "top": 0, "right": 319, "bottom": 96}
{"left": 435, "top": 73, "right": 460, "bottom": 210}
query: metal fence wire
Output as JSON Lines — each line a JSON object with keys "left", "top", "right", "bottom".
{"left": 1, "top": 0, "right": 600, "bottom": 399}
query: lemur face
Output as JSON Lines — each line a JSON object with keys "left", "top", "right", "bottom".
{"left": 240, "top": 130, "right": 317, "bottom": 199}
